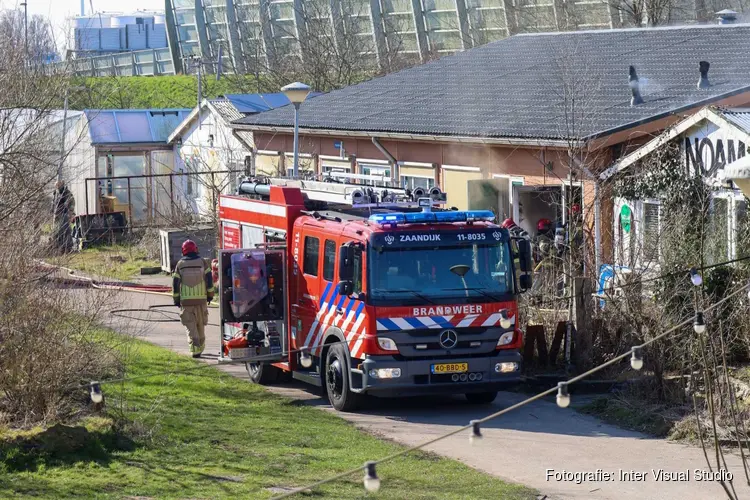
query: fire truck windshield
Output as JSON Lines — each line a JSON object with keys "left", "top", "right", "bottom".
{"left": 369, "top": 241, "right": 513, "bottom": 305}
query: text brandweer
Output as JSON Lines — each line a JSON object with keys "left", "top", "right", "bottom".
{"left": 412, "top": 305, "right": 484, "bottom": 315}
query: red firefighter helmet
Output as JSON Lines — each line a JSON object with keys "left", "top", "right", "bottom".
{"left": 537, "top": 218, "right": 553, "bottom": 232}
{"left": 501, "top": 218, "right": 517, "bottom": 229}
{"left": 182, "top": 239, "right": 198, "bottom": 256}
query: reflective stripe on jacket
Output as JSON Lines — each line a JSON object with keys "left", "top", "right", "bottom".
{"left": 173, "top": 255, "right": 214, "bottom": 306}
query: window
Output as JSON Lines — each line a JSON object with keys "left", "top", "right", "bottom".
{"left": 352, "top": 246, "right": 363, "bottom": 294}
{"left": 303, "top": 236, "right": 320, "bottom": 276}
{"left": 641, "top": 201, "right": 661, "bottom": 263}
{"left": 706, "top": 196, "right": 730, "bottom": 265}
{"left": 242, "top": 225, "right": 263, "bottom": 248}
{"left": 323, "top": 239, "right": 336, "bottom": 281}
{"left": 360, "top": 164, "right": 391, "bottom": 186}
{"left": 401, "top": 175, "right": 435, "bottom": 190}
{"left": 369, "top": 241, "right": 512, "bottom": 304}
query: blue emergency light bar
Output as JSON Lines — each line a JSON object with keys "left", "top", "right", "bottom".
{"left": 369, "top": 210, "right": 495, "bottom": 225}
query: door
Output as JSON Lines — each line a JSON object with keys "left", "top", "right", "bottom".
{"left": 295, "top": 231, "right": 324, "bottom": 355}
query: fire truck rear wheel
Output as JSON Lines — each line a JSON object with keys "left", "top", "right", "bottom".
{"left": 246, "top": 362, "right": 279, "bottom": 384}
{"left": 324, "top": 343, "right": 361, "bottom": 412}
{"left": 464, "top": 391, "right": 498, "bottom": 404}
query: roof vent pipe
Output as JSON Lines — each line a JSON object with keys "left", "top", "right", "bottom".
{"left": 698, "top": 61, "right": 711, "bottom": 89}
{"left": 716, "top": 9, "right": 738, "bottom": 24}
{"left": 629, "top": 66, "right": 643, "bottom": 106}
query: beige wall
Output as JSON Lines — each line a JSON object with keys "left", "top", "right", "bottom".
{"left": 443, "top": 168, "right": 482, "bottom": 210}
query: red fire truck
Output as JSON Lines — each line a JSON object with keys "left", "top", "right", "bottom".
{"left": 216, "top": 176, "right": 533, "bottom": 411}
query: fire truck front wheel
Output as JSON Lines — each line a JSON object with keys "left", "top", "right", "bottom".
{"left": 246, "top": 362, "right": 279, "bottom": 384}
{"left": 324, "top": 343, "right": 361, "bottom": 412}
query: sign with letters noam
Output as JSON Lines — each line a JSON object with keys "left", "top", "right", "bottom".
{"left": 685, "top": 121, "right": 749, "bottom": 179}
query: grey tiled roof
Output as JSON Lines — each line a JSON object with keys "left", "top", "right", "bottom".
{"left": 236, "top": 24, "right": 750, "bottom": 141}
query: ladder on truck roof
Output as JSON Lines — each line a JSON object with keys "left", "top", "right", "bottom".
{"left": 237, "top": 176, "right": 446, "bottom": 208}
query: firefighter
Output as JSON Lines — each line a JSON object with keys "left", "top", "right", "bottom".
{"left": 52, "top": 180, "right": 75, "bottom": 253}
{"left": 173, "top": 240, "right": 215, "bottom": 357}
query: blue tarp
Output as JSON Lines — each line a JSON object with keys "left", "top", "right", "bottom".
{"left": 85, "top": 109, "right": 190, "bottom": 145}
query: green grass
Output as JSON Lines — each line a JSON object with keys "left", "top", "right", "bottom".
{"left": 66, "top": 75, "right": 273, "bottom": 110}
{"left": 52, "top": 244, "right": 160, "bottom": 281}
{"left": 0, "top": 335, "right": 536, "bottom": 499}
{"left": 578, "top": 397, "right": 675, "bottom": 437}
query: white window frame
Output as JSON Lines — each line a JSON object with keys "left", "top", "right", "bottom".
{"left": 492, "top": 174, "right": 525, "bottom": 220}
{"left": 401, "top": 174, "right": 435, "bottom": 190}
{"left": 241, "top": 223, "right": 264, "bottom": 249}
{"left": 359, "top": 163, "right": 392, "bottom": 187}
{"left": 638, "top": 198, "right": 662, "bottom": 267}
{"left": 710, "top": 190, "right": 745, "bottom": 261}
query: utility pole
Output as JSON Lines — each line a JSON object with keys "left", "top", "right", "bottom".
{"left": 20, "top": 2, "right": 28, "bottom": 61}
{"left": 196, "top": 56, "right": 202, "bottom": 130}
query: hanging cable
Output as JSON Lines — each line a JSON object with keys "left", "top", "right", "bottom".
{"left": 269, "top": 281, "right": 750, "bottom": 499}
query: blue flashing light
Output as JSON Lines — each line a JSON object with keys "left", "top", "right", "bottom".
{"left": 370, "top": 213, "right": 406, "bottom": 224}
{"left": 369, "top": 210, "right": 495, "bottom": 225}
{"left": 434, "top": 211, "right": 466, "bottom": 222}
{"left": 464, "top": 210, "right": 496, "bottom": 222}
{"left": 405, "top": 212, "right": 437, "bottom": 223}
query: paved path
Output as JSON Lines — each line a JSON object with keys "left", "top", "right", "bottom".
{"left": 105, "top": 286, "right": 748, "bottom": 500}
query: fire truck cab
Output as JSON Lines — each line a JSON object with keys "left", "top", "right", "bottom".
{"left": 217, "top": 177, "right": 533, "bottom": 411}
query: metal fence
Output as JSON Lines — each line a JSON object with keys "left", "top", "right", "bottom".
{"left": 84, "top": 170, "right": 243, "bottom": 228}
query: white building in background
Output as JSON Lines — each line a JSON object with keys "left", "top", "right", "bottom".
{"left": 70, "top": 12, "right": 168, "bottom": 57}
{"left": 167, "top": 92, "right": 314, "bottom": 218}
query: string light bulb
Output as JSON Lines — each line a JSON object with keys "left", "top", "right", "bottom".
{"left": 299, "top": 347, "right": 313, "bottom": 368}
{"left": 499, "top": 310, "right": 512, "bottom": 329}
{"left": 469, "top": 420, "right": 483, "bottom": 444}
{"left": 363, "top": 462, "right": 380, "bottom": 492}
{"left": 689, "top": 267, "right": 703, "bottom": 287}
{"left": 556, "top": 382, "right": 570, "bottom": 408}
{"left": 89, "top": 381, "right": 103, "bottom": 404}
{"left": 693, "top": 312, "right": 706, "bottom": 334}
{"left": 630, "top": 346, "right": 644, "bottom": 371}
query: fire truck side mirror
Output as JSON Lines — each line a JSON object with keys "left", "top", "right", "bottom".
{"left": 519, "top": 274, "right": 532, "bottom": 292}
{"left": 338, "top": 243, "right": 355, "bottom": 282}
{"left": 338, "top": 281, "right": 354, "bottom": 296}
{"left": 517, "top": 238, "right": 533, "bottom": 274}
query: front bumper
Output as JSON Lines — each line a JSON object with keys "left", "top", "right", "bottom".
{"left": 351, "top": 350, "right": 522, "bottom": 397}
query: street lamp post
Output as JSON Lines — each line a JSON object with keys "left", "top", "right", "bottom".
{"left": 281, "top": 82, "right": 311, "bottom": 178}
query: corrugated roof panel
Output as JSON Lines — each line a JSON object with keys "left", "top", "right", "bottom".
{"left": 86, "top": 109, "right": 190, "bottom": 144}
{"left": 115, "top": 111, "right": 152, "bottom": 142}
{"left": 223, "top": 92, "right": 322, "bottom": 115}
{"left": 722, "top": 110, "right": 750, "bottom": 135}
{"left": 147, "top": 110, "right": 190, "bottom": 142}
{"left": 86, "top": 111, "right": 120, "bottom": 143}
